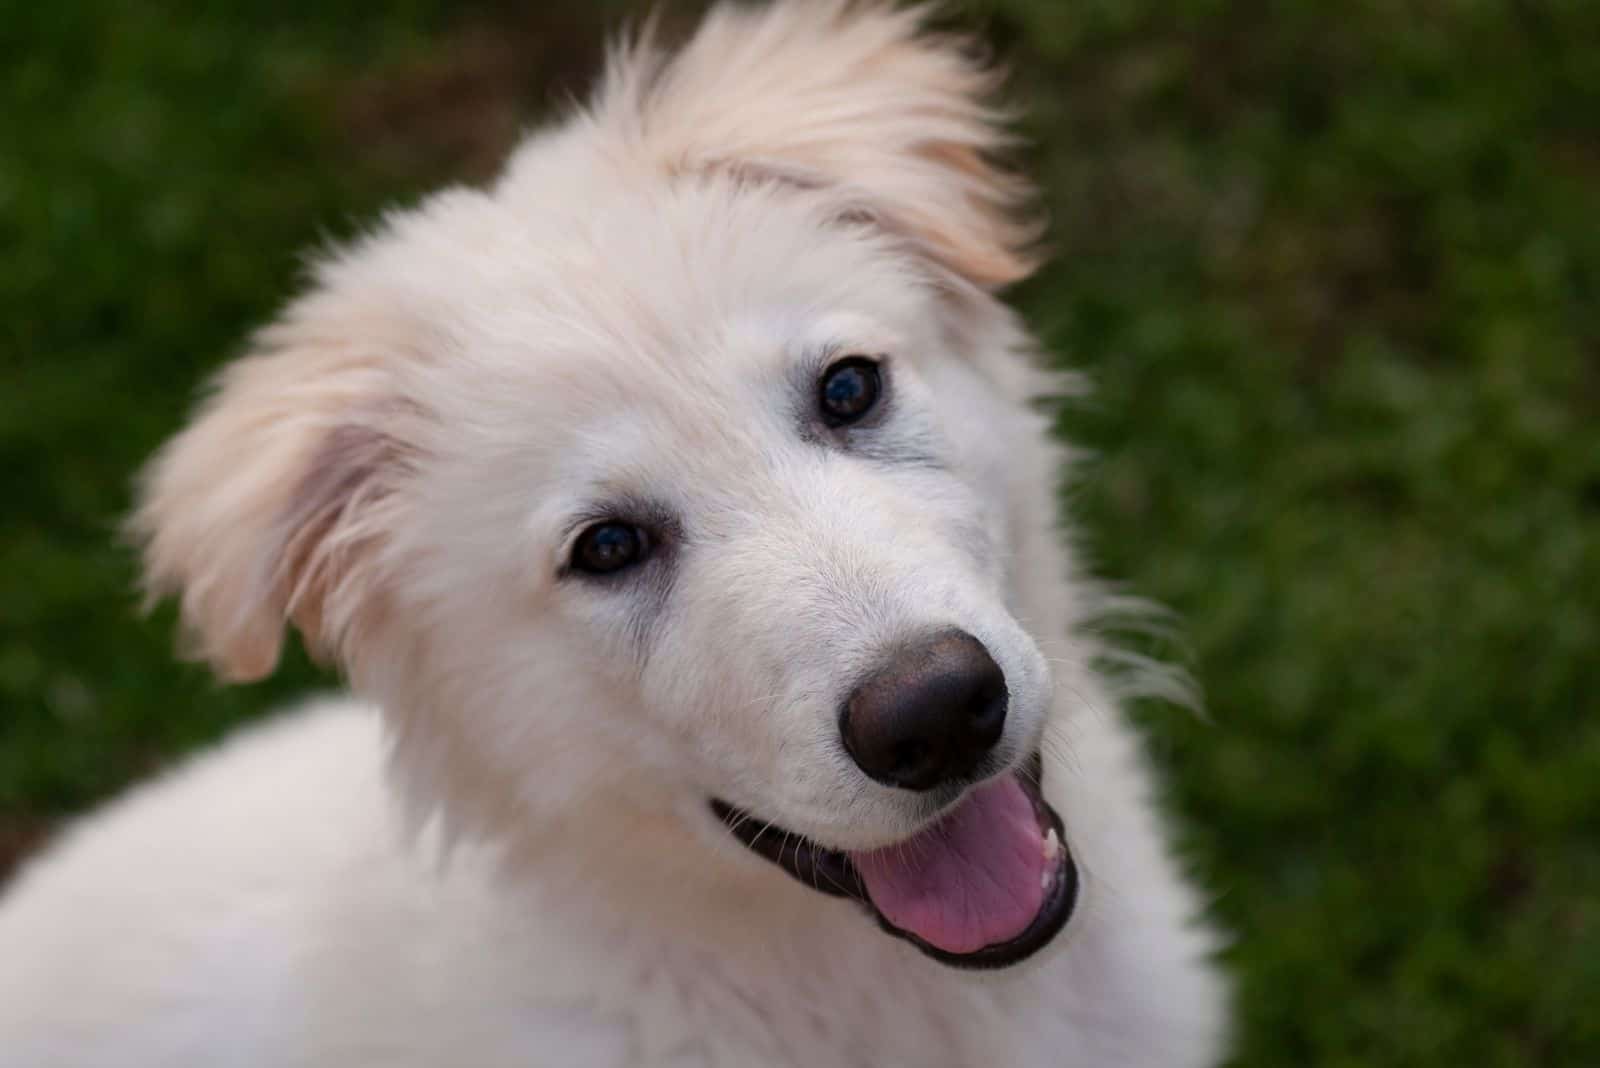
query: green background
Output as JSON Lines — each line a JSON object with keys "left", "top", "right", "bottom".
{"left": 3, "top": 2, "right": 1597, "bottom": 1063}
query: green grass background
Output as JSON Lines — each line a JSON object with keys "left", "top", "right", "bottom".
{"left": 3, "top": 1, "right": 1597, "bottom": 1063}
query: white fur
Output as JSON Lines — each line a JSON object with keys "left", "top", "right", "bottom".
{"left": 0, "top": 3, "right": 1228, "bottom": 1064}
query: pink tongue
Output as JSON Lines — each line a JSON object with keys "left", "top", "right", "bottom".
{"left": 850, "top": 775, "right": 1049, "bottom": 955}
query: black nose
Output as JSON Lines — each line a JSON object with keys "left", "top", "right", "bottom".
{"left": 840, "top": 630, "right": 1008, "bottom": 792}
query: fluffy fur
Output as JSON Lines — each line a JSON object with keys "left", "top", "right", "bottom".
{"left": 0, "top": 3, "right": 1228, "bottom": 1064}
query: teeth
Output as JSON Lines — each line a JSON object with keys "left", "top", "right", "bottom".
{"left": 1040, "top": 828, "right": 1061, "bottom": 889}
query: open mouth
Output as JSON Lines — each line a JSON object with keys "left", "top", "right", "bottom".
{"left": 710, "top": 753, "right": 1077, "bottom": 969}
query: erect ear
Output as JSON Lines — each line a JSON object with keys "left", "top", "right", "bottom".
{"left": 130, "top": 282, "right": 425, "bottom": 682}
{"left": 597, "top": 0, "right": 1040, "bottom": 290}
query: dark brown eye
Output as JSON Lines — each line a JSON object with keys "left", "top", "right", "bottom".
{"left": 819, "top": 357, "right": 882, "bottom": 426}
{"left": 572, "top": 522, "right": 649, "bottom": 575}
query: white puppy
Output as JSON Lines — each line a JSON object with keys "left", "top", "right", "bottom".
{"left": 0, "top": 3, "right": 1228, "bottom": 1065}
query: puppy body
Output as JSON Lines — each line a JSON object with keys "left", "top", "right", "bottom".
{"left": 0, "top": 4, "right": 1227, "bottom": 1065}
{"left": 1, "top": 695, "right": 1219, "bottom": 1067}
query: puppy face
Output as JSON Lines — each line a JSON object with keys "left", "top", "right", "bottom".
{"left": 345, "top": 179, "right": 1051, "bottom": 852}
{"left": 135, "top": 1, "right": 1081, "bottom": 963}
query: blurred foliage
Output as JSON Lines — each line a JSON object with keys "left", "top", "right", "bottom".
{"left": 2, "top": 1, "right": 1597, "bottom": 1064}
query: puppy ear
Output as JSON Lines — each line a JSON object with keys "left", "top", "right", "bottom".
{"left": 130, "top": 284, "right": 423, "bottom": 682}
{"left": 600, "top": 0, "right": 1039, "bottom": 290}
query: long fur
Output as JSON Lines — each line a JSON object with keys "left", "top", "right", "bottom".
{"left": 0, "top": 4, "right": 1229, "bottom": 1065}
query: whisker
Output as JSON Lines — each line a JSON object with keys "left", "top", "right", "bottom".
{"left": 747, "top": 817, "right": 781, "bottom": 854}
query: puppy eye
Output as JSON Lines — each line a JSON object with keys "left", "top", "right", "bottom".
{"left": 818, "top": 356, "right": 882, "bottom": 427}
{"left": 572, "top": 522, "right": 650, "bottom": 575}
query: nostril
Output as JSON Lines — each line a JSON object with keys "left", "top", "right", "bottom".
{"left": 970, "top": 694, "right": 1006, "bottom": 733}
{"left": 891, "top": 740, "right": 931, "bottom": 780}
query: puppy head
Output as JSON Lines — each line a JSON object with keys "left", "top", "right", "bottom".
{"left": 135, "top": 3, "right": 1074, "bottom": 949}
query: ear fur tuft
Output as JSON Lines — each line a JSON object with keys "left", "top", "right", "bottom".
{"left": 597, "top": 0, "right": 1041, "bottom": 289}
{"left": 130, "top": 290, "right": 423, "bottom": 681}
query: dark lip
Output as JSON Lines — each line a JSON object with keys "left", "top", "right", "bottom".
{"left": 709, "top": 752, "right": 1078, "bottom": 970}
